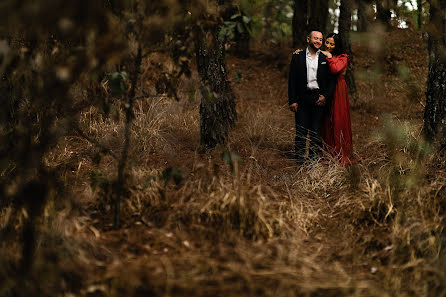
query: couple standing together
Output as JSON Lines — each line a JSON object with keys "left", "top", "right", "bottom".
{"left": 288, "top": 30, "right": 353, "bottom": 166}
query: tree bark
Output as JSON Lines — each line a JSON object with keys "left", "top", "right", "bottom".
{"left": 308, "top": 0, "right": 329, "bottom": 33}
{"left": 417, "top": 0, "right": 422, "bottom": 29}
{"left": 195, "top": 16, "right": 237, "bottom": 149}
{"left": 339, "top": 0, "right": 358, "bottom": 105}
{"left": 339, "top": 0, "right": 353, "bottom": 55}
{"left": 292, "top": 0, "right": 309, "bottom": 47}
{"left": 357, "top": 0, "right": 373, "bottom": 32}
{"left": 424, "top": 0, "right": 446, "bottom": 146}
{"left": 376, "top": 0, "right": 392, "bottom": 30}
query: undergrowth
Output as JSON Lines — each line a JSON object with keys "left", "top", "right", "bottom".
{"left": 1, "top": 31, "right": 445, "bottom": 297}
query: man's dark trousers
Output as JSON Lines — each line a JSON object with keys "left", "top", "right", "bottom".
{"left": 288, "top": 50, "right": 336, "bottom": 163}
{"left": 294, "top": 89, "right": 325, "bottom": 163}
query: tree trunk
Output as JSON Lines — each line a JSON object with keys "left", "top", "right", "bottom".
{"left": 339, "top": 0, "right": 353, "bottom": 54}
{"left": 339, "top": 0, "right": 358, "bottom": 105}
{"left": 292, "top": 0, "right": 309, "bottom": 47}
{"left": 195, "top": 19, "right": 237, "bottom": 149}
{"left": 424, "top": 0, "right": 446, "bottom": 146}
{"left": 308, "top": 0, "right": 329, "bottom": 33}
{"left": 376, "top": 0, "right": 392, "bottom": 30}
{"left": 357, "top": 0, "right": 373, "bottom": 32}
{"left": 417, "top": 0, "right": 422, "bottom": 29}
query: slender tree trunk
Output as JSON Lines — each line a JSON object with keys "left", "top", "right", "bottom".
{"left": 114, "top": 43, "right": 142, "bottom": 229}
{"left": 339, "top": 0, "right": 358, "bottom": 105}
{"left": 339, "top": 0, "right": 353, "bottom": 54}
{"left": 376, "top": 0, "right": 392, "bottom": 30}
{"left": 357, "top": 0, "right": 373, "bottom": 32}
{"left": 292, "top": 0, "right": 309, "bottom": 47}
{"left": 308, "top": 0, "right": 329, "bottom": 33}
{"left": 417, "top": 0, "right": 422, "bottom": 28}
{"left": 320, "top": 0, "right": 329, "bottom": 33}
{"left": 195, "top": 16, "right": 237, "bottom": 149}
{"left": 424, "top": 0, "right": 446, "bottom": 146}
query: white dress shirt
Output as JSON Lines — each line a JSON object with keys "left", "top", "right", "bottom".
{"left": 306, "top": 48, "right": 320, "bottom": 90}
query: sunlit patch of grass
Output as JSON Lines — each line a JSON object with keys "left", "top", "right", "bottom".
{"left": 72, "top": 97, "right": 174, "bottom": 160}
{"left": 131, "top": 99, "right": 171, "bottom": 154}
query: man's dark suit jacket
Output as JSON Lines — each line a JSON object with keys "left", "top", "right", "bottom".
{"left": 288, "top": 50, "right": 336, "bottom": 106}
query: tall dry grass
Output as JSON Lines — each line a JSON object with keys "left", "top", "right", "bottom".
{"left": 2, "top": 45, "right": 446, "bottom": 297}
{"left": 4, "top": 93, "right": 446, "bottom": 297}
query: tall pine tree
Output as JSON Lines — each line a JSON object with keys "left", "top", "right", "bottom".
{"left": 292, "top": 0, "right": 309, "bottom": 47}
{"left": 195, "top": 2, "right": 237, "bottom": 149}
{"left": 424, "top": 0, "right": 446, "bottom": 146}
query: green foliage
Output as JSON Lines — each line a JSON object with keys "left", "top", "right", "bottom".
{"left": 256, "top": 0, "right": 294, "bottom": 45}
{"left": 219, "top": 12, "right": 253, "bottom": 41}
{"left": 218, "top": 1, "right": 294, "bottom": 45}
{"left": 394, "top": 0, "right": 429, "bottom": 28}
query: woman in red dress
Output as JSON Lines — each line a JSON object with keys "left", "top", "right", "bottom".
{"left": 320, "top": 33, "right": 353, "bottom": 166}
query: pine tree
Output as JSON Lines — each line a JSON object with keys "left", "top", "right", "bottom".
{"left": 195, "top": 4, "right": 237, "bottom": 149}
{"left": 339, "top": 0, "right": 358, "bottom": 105}
{"left": 424, "top": 0, "right": 446, "bottom": 146}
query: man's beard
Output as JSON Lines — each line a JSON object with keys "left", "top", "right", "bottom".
{"left": 309, "top": 42, "right": 320, "bottom": 50}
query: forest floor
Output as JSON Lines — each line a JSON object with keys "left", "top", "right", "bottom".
{"left": 2, "top": 28, "right": 445, "bottom": 297}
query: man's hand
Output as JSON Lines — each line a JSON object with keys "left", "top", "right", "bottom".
{"left": 315, "top": 95, "right": 326, "bottom": 106}
{"left": 289, "top": 103, "right": 298, "bottom": 112}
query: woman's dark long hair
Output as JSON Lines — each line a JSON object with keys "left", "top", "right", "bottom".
{"left": 326, "top": 33, "right": 344, "bottom": 56}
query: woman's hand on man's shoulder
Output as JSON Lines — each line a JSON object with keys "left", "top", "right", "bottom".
{"left": 321, "top": 50, "right": 332, "bottom": 58}
{"left": 293, "top": 49, "right": 303, "bottom": 55}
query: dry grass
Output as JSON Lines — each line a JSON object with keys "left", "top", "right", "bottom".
{"left": 241, "top": 106, "right": 291, "bottom": 150}
{"left": 3, "top": 123, "right": 446, "bottom": 296}
{"left": 1, "top": 29, "right": 446, "bottom": 297}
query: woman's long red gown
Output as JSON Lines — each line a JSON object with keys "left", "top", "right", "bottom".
{"left": 322, "top": 54, "right": 353, "bottom": 166}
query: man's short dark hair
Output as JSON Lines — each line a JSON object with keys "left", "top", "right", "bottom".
{"left": 308, "top": 30, "right": 323, "bottom": 38}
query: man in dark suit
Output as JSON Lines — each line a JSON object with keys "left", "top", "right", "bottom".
{"left": 288, "top": 30, "right": 335, "bottom": 164}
